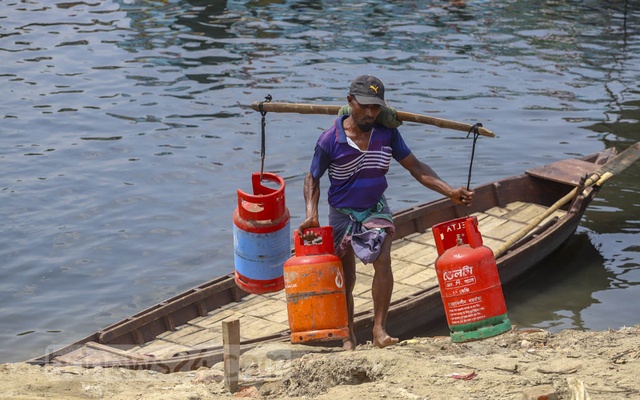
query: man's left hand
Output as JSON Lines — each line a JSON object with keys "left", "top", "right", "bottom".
{"left": 451, "top": 188, "right": 474, "bottom": 207}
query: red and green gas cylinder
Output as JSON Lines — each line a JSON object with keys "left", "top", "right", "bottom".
{"left": 432, "top": 216, "right": 512, "bottom": 342}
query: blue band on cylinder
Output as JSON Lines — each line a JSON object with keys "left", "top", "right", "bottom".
{"left": 233, "top": 222, "right": 290, "bottom": 280}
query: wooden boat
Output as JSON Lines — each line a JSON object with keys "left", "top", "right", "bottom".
{"left": 28, "top": 143, "right": 640, "bottom": 373}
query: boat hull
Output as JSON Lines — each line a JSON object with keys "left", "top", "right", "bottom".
{"left": 28, "top": 149, "right": 620, "bottom": 373}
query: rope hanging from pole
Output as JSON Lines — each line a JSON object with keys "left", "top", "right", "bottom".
{"left": 258, "top": 94, "right": 272, "bottom": 180}
{"left": 466, "top": 123, "right": 482, "bottom": 191}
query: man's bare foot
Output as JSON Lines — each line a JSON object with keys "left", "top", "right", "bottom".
{"left": 343, "top": 332, "right": 357, "bottom": 351}
{"left": 342, "top": 339, "right": 355, "bottom": 351}
{"left": 373, "top": 332, "right": 399, "bottom": 348}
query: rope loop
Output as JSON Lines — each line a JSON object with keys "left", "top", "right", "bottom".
{"left": 258, "top": 94, "right": 272, "bottom": 117}
{"left": 466, "top": 122, "right": 482, "bottom": 138}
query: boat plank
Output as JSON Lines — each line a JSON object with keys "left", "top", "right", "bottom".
{"left": 234, "top": 315, "right": 290, "bottom": 341}
{"left": 504, "top": 210, "right": 566, "bottom": 242}
{"left": 156, "top": 323, "right": 207, "bottom": 342}
{"left": 483, "top": 219, "right": 527, "bottom": 241}
{"left": 484, "top": 205, "right": 510, "bottom": 218}
{"left": 181, "top": 308, "right": 238, "bottom": 328}
{"left": 128, "top": 338, "right": 195, "bottom": 358}
{"left": 389, "top": 240, "right": 413, "bottom": 258}
{"left": 403, "top": 231, "right": 436, "bottom": 245}
{"left": 406, "top": 242, "right": 438, "bottom": 265}
{"left": 526, "top": 158, "right": 599, "bottom": 186}
{"left": 392, "top": 281, "right": 426, "bottom": 300}
{"left": 409, "top": 249, "right": 439, "bottom": 267}
{"left": 394, "top": 259, "right": 435, "bottom": 284}
{"left": 505, "top": 203, "right": 548, "bottom": 223}
{"left": 482, "top": 236, "right": 506, "bottom": 252}
{"left": 404, "top": 269, "right": 439, "bottom": 288}
{"left": 256, "top": 308, "right": 290, "bottom": 325}
{"left": 54, "top": 343, "right": 148, "bottom": 365}
{"left": 478, "top": 215, "right": 511, "bottom": 233}
{"left": 353, "top": 297, "right": 373, "bottom": 314}
{"left": 239, "top": 298, "right": 287, "bottom": 319}
{"left": 353, "top": 273, "right": 374, "bottom": 296}
{"left": 198, "top": 310, "right": 289, "bottom": 336}
{"left": 222, "top": 292, "right": 285, "bottom": 313}
{"left": 391, "top": 242, "right": 437, "bottom": 266}
{"left": 472, "top": 211, "right": 491, "bottom": 222}
{"left": 168, "top": 329, "right": 223, "bottom": 349}
{"left": 546, "top": 210, "right": 567, "bottom": 222}
{"left": 166, "top": 314, "right": 287, "bottom": 348}
{"left": 357, "top": 262, "right": 375, "bottom": 277}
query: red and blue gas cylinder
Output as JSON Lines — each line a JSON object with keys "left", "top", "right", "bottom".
{"left": 283, "top": 226, "right": 350, "bottom": 344}
{"left": 233, "top": 172, "right": 290, "bottom": 294}
{"left": 432, "top": 216, "right": 511, "bottom": 342}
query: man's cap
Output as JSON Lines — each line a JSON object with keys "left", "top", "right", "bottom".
{"left": 349, "top": 75, "right": 386, "bottom": 107}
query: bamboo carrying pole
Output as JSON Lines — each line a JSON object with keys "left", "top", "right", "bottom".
{"left": 493, "top": 141, "right": 640, "bottom": 259}
{"left": 250, "top": 101, "right": 496, "bottom": 138}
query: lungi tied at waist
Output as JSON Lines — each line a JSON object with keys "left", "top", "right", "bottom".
{"left": 329, "top": 197, "right": 395, "bottom": 264}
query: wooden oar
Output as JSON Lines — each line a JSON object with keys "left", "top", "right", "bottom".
{"left": 250, "top": 101, "right": 496, "bottom": 138}
{"left": 493, "top": 141, "right": 640, "bottom": 259}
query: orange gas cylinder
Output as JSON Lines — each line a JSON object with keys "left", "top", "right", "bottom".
{"left": 432, "top": 216, "right": 511, "bottom": 342}
{"left": 283, "top": 226, "right": 350, "bottom": 344}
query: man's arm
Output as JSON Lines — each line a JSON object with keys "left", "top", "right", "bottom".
{"left": 297, "top": 172, "right": 321, "bottom": 237}
{"left": 398, "top": 153, "right": 474, "bottom": 206}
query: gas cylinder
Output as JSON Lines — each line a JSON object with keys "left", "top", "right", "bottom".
{"left": 233, "top": 172, "right": 290, "bottom": 294}
{"left": 432, "top": 216, "right": 511, "bottom": 342}
{"left": 283, "top": 226, "right": 350, "bottom": 344}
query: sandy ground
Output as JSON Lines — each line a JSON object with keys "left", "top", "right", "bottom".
{"left": 2, "top": 325, "right": 639, "bottom": 400}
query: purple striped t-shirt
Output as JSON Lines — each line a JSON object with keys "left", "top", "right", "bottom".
{"left": 309, "top": 115, "right": 412, "bottom": 210}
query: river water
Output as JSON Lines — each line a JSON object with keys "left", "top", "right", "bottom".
{"left": 1, "top": 0, "right": 638, "bottom": 363}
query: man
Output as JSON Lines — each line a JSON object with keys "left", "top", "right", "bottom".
{"left": 297, "top": 75, "right": 474, "bottom": 350}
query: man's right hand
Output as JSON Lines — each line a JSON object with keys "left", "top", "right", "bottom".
{"left": 297, "top": 217, "right": 320, "bottom": 241}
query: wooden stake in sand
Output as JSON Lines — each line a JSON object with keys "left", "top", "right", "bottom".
{"left": 223, "top": 319, "right": 240, "bottom": 393}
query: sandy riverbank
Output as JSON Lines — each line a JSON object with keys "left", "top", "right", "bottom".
{"left": 2, "top": 325, "right": 639, "bottom": 399}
